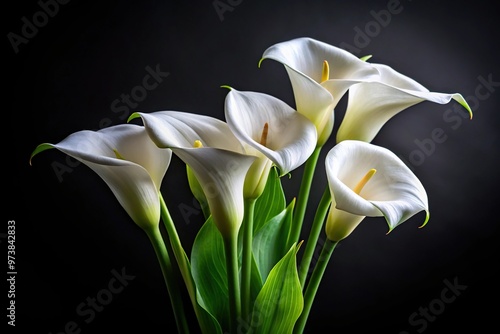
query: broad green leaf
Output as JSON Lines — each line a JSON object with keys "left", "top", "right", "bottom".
{"left": 170, "top": 242, "right": 222, "bottom": 334}
{"left": 191, "top": 217, "right": 262, "bottom": 333}
{"left": 250, "top": 243, "right": 303, "bottom": 334}
{"left": 253, "top": 167, "right": 286, "bottom": 232}
{"left": 191, "top": 217, "right": 230, "bottom": 331}
{"left": 190, "top": 270, "right": 223, "bottom": 334}
{"left": 196, "top": 303, "right": 222, "bottom": 334}
{"left": 253, "top": 200, "right": 295, "bottom": 282}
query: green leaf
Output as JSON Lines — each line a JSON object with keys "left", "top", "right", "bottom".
{"left": 253, "top": 167, "right": 286, "bottom": 232}
{"left": 179, "top": 250, "right": 222, "bottom": 334}
{"left": 195, "top": 292, "right": 224, "bottom": 334}
{"left": 253, "top": 200, "right": 295, "bottom": 282}
{"left": 250, "top": 243, "right": 304, "bottom": 334}
{"left": 248, "top": 250, "right": 264, "bottom": 315}
{"left": 191, "top": 217, "right": 230, "bottom": 331}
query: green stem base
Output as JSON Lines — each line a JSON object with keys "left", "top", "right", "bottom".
{"left": 293, "top": 239, "right": 338, "bottom": 334}
{"left": 241, "top": 198, "right": 256, "bottom": 319}
{"left": 146, "top": 227, "right": 190, "bottom": 334}
{"left": 223, "top": 232, "right": 242, "bottom": 333}
{"left": 289, "top": 146, "right": 322, "bottom": 246}
{"left": 298, "top": 186, "right": 331, "bottom": 287}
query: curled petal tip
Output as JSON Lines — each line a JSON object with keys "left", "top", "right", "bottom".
{"left": 220, "top": 85, "right": 233, "bottom": 91}
{"left": 418, "top": 211, "right": 430, "bottom": 229}
{"left": 29, "top": 143, "right": 54, "bottom": 166}
{"left": 258, "top": 57, "right": 265, "bottom": 68}
{"left": 453, "top": 93, "right": 473, "bottom": 119}
{"left": 127, "top": 112, "right": 142, "bottom": 123}
{"left": 360, "top": 55, "right": 373, "bottom": 62}
{"left": 462, "top": 101, "right": 473, "bottom": 120}
{"left": 467, "top": 107, "right": 473, "bottom": 120}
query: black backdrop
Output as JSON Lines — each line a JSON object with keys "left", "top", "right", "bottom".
{"left": 5, "top": 0, "right": 500, "bottom": 333}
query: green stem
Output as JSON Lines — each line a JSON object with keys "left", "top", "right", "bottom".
{"left": 293, "top": 239, "right": 338, "bottom": 334}
{"left": 159, "top": 195, "right": 196, "bottom": 299}
{"left": 160, "top": 194, "right": 209, "bottom": 333}
{"left": 146, "top": 226, "right": 190, "bottom": 334}
{"left": 298, "top": 186, "right": 331, "bottom": 288}
{"left": 241, "top": 197, "right": 256, "bottom": 319}
{"left": 223, "top": 232, "right": 242, "bottom": 334}
{"left": 289, "top": 146, "right": 322, "bottom": 246}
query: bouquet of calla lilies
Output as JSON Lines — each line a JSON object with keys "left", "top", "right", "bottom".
{"left": 31, "top": 37, "right": 472, "bottom": 334}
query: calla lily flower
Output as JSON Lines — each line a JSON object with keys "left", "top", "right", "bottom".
{"left": 129, "top": 111, "right": 256, "bottom": 238}
{"left": 224, "top": 88, "right": 317, "bottom": 198}
{"left": 336, "top": 63, "right": 473, "bottom": 143}
{"left": 30, "top": 124, "right": 172, "bottom": 231}
{"left": 324, "top": 140, "right": 429, "bottom": 241}
{"left": 260, "top": 37, "right": 379, "bottom": 145}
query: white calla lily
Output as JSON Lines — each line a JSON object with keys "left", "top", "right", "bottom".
{"left": 129, "top": 111, "right": 255, "bottom": 238}
{"left": 260, "top": 37, "right": 379, "bottom": 145}
{"left": 30, "top": 124, "right": 171, "bottom": 231}
{"left": 224, "top": 88, "right": 317, "bottom": 198}
{"left": 337, "top": 63, "right": 473, "bottom": 143}
{"left": 325, "top": 140, "right": 429, "bottom": 241}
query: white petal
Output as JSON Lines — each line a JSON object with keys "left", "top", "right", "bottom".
{"left": 224, "top": 89, "right": 317, "bottom": 175}
{"left": 261, "top": 37, "right": 378, "bottom": 84}
{"left": 82, "top": 161, "right": 162, "bottom": 231}
{"left": 325, "top": 140, "right": 428, "bottom": 231}
{"left": 131, "top": 110, "right": 259, "bottom": 235}
{"left": 261, "top": 37, "right": 379, "bottom": 141}
{"left": 337, "top": 64, "right": 472, "bottom": 143}
{"left": 32, "top": 124, "right": 171, "bottom": 230}
{"left": 283, "top": 65, "right": 335, "bottom": 130}
{"left": 99, "top": 125, "right": 172, "bottom": 190}
{"left": 173, "top": 147, "right": 256, "bottom": 237}
{"left": 131, "top": 111, "right": 245, "bottom": 153}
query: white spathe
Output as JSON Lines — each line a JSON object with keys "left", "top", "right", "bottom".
{"left": 31, "top": 124, "right": 171, "bottom": 231}
{"left": 130, "top": 111, "right": 255, "bottom": 238}
{"left": 224, "top": 88, "right": 317, "bottom": 197}
{"left": 325, "top": 140, "right": 429, "bottom": 241}
{"left": 336, "top": 63, "right": 472, "bottom": 143}
{"left": 261, "top": 37, "right": 379, "bottom": 145}
{"left": 224, "top": 88, "right": 317, "bottom": 175}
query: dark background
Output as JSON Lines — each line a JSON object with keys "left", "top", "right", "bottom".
{"left": 5, "top": 0, "right": 499, "bottom": 333}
